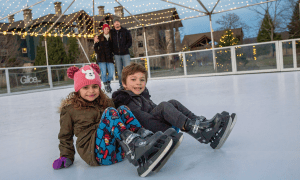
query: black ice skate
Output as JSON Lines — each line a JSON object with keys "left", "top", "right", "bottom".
{"left": 104, "top": 82, "right": 111, "bottom": 93}
{"left": 215, "top": 111, "right": 237, "bottom": 149}
{"left": 184, "top": 113, "right": 232, "bottom": 149}
{"left": 118, "top": 129, "right": 173, "bottom": 177}
{"left": 136, "top": 128, "right": 184, "bottom": 173}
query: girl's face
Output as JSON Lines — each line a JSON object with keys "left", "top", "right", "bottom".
{"left": 103, "top": 27, "right": 110, "bottom": 35}
{"left": 79, "top": 84, "right": 100, "bottom": 102}
{"left": 123, "top": 72, "right": 146, "bottom": 95}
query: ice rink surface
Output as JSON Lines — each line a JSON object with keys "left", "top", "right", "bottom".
{"left": 1, "top": 71, "right": 300, "bottom": 180}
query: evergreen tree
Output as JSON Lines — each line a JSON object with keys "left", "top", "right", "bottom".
{"left": 47, "top": 36, "right": 68, "bottom": 65}
{"left": 287, "top": 1, "right": 300, "bottom": 39}
{"left": 218, "top": 29, "right": 239, "bottom": 47}
{"left": 34, "top": 36, "right": 46, "bottom": 66}
{"left": 257, "top": 10, "right": 282, "bottom": 42}
{"left": 67, "top": 37, "right": 79, "bottom": 63}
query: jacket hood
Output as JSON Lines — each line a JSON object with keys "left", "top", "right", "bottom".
{"left": 58, "top": 94, "right": 74, "bottom": 113}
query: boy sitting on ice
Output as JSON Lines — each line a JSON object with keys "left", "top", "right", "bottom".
{"left": 112, "top": 63, "right": 236, "bottom": 151}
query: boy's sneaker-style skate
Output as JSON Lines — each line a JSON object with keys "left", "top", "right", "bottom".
{"left": 184, "top": 113, "right": 232, "bottom": 149}
{"left": 136, "top": 128, "right": 183, "bottom": 173}
{"left": 118, "top": 129, "right": 173, "bottom": 177}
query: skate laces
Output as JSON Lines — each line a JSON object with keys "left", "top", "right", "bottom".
{"left": 123, "top": 133, "right": 140, "bottom": 158}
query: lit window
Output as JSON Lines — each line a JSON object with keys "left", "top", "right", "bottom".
{"left": 22, "top": 48, "right": 27, "bottom": 53}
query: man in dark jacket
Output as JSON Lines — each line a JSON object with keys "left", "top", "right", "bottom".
{"left": 110, "top": 17, "right": 132, "bottom": 89}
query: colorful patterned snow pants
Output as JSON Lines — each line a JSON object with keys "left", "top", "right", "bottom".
{"left": 95, "top": 105, "right": 142, "bottom": 165}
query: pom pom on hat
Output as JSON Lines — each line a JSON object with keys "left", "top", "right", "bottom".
{"left": 102, "top": 23, "right": 110, "bottom": 30}
{"left": 67, "top": 66, "right": 79, "bottom": 79}
{"left": 90, "top": 63, "right": 101, "bottom": 74}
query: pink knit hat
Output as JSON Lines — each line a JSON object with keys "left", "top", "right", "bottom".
{"left": 67, "top": 64, "right": 101, "bottom": 92}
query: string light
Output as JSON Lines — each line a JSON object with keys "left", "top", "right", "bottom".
{"left": 1, "top": 0, "right": 259, "bottom": 39}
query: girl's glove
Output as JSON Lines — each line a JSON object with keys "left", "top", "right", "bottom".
{"left": 52, "top": 157, "right": 73, "bottom": 170}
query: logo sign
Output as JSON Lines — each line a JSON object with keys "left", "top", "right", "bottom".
{"left": 20, "top": 75, "right": 42, "bottom": 84}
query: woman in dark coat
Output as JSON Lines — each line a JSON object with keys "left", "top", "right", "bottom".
{"left": 94, "top": 23, "right": 114, "bottom": 93}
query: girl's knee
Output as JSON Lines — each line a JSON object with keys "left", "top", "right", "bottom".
{"left": 117, "top": 105, "right": 131, "bottom": 111}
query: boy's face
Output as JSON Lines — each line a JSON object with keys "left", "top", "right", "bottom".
{"left": 123, "top": 72, "right": 146, "bottom": 95}
{"left": 79, "top": 84, "right": 100, "bottom": 101}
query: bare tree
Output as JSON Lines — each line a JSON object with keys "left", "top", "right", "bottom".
{"left": 249, "top": 0, "right": 291, "bottom": 41}
{"left": 215, "top": 13, "right": 250, "bottom": 35}
{"left": 0, "top": 35, "right": 23, "bottom": 67}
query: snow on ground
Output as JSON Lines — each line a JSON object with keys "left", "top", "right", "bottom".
{"left": 1, "top": 71, "right": 300, "bottom": 180}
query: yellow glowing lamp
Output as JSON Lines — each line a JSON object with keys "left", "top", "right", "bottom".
{"left": 84, "top": 34, "right": 87, "bottom": 38}
{"left": 72, "top": 34, "right": 76, "bottom": 37}
{"left": 67, "top": 34, "right": 70, "bottom": 37}
{"left": 24, "top": 32, "right": 28, "bottom": 36}
{"left": 35, "top": 33, "right": 38, "bottom": 37}
{"left": 78, "top": 34, "right": 81, "bottom": 38}
{"left": 12, "top": 32, "right": 15, "bottom": 35}
{"left": 60, "top": 34, "right": 64, "bottom": 37}
{"left": 54, "top": 33, "right": 58, "bottom": 37}
{"left": 48, "top": 33, "right": 51, "bottom": 37}
{"left": 3, "top": 31, "right": 7, "bottom": 35}
{"left": 34, "top": 68, "right": 36, "bottom": 70}
{"left": 43, "top": 33, "right": 46, "bottom": 37}
{"left": 30, "top": 33, "right": 34, "bottom": 36}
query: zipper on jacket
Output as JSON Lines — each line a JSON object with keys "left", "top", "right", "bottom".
{"left": 117, "top": 31, "right": 120, "bottom": 54}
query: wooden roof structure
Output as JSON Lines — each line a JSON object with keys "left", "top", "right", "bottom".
{"left": 182, "top": 28, "right": 244, "bottom": 50}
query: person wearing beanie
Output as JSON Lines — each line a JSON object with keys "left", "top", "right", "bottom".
{"left": 110, "top": 17, "right": 132, "bottom": 89}
{"left": 94, "top": 23, "right": 114, "bottom": 93}
{"left": 52, "top": 63, "right": 179, "bottom": 177}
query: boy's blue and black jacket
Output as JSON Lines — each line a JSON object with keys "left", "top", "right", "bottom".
{"left": 112, "top": 88, "right": 174, "bottom": 132}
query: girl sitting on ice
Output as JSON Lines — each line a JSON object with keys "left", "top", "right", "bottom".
{"left": 52, "top": 64, "right": 176, "bottom": 177}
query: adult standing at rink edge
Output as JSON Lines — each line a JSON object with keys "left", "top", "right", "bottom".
{"left": 111, "top": 17, "right": 132, "bottom": 89}
{"left": 94, "top": 23, "right": 114, "bottom": 93}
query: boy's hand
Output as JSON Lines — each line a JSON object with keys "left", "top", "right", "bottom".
{"left": 53, "top": 157, "right": 73, "bottom": 170}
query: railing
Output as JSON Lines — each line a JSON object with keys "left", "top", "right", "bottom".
{"left": 0, "top": 38, "right": 299, "bottom": 96}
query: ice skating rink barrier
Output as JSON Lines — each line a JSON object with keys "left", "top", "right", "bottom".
{"left": 0, "top": 38, "right": 299, "bottom": 96}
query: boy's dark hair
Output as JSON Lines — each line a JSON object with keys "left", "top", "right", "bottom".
{"left": 122, "top": 62, "right": 148, "bottom": 85}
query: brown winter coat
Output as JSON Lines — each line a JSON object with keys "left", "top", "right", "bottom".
{"left": 58, "top": 97, "right": 115, "bottom": 166}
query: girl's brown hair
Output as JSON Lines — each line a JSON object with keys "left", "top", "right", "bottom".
{"left": 121, "top": 62, "right": 148, "bottom": 85}
{"left": 63, "top": 88, "right": 112, "bottom": 110}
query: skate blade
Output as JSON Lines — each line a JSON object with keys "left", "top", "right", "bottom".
{"left": 153, "top": 133, "right": 184, "bottom": 173}
{"left": 139, "top": 138, "right": 173, "bottom": 177}
{"left": 216, "top": 114, "right": 237, "bottom": 149}
{"left": 214, "top": 117, "right": 233, "bottom": 149}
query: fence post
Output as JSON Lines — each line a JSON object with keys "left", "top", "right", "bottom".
{"left": 147, "top": 56, "right": 151, "bottom": 79}
{"left": 276, "top": 41, "right": 283, "bottom": 71}
{"left": 182, "top": 52, "right": 187, "bottom": 76}
{"left": 231, "top": 46, "right": 237, "bottom": 73}
{"left": 5, "top": 68, "right": 10, "bottom": 94}
{"left": 292, "top": 40, "right": 297, "bottom": 69}
{"left": 47, "top": 66, "right": 53, "bottom": 88}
